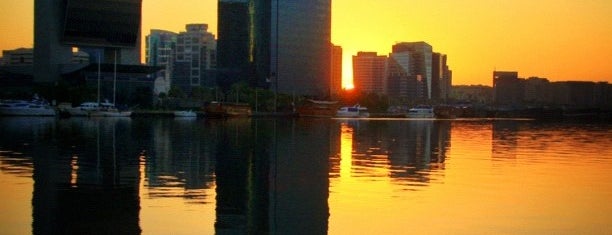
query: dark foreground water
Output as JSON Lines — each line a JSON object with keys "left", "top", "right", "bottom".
{"left": 0, "top": 117, "right": 611, "bottom": 234}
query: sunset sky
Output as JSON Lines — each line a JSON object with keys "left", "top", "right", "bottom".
{"left": 0, "top": 0, "right": 610, "bottom": 87}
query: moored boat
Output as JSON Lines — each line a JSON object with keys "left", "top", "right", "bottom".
{"left": 406, "top": 105, "right": 435, "bottom": 118}
{"left": 0, "top": 95, "right": 57, "bottom": 116}
{"left": 336, "top": 104, "right": 370, "bottom": 118}
{"left": 205, "top": 101, "right": 252, "bottom": 118}
{"left": 89, "top": 100, "right": 132, "bottom": 117}
{"left": 60, "top": 102, "right": 99, "bottom": 117}
{"left": 173, "top": 110, "right": 197, "bottom": 118}
{"left": 296, "top": 99, "right": 340, "bottom": 117}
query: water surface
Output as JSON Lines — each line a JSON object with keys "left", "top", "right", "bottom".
{"left": 0, "top": 117, "right": 610, "bottom": 234}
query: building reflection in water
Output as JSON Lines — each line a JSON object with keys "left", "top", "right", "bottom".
{"left": 0, "top": 117, "right": 451, "bottom": 234}
{"left": 2, "top": 118, "right": 143, "bottom": 234}
{"left": 331, "top": 120, "right": 451, "bottom": 188}
{"left": 214, "top": 118, "right": 331, "bottom": 234}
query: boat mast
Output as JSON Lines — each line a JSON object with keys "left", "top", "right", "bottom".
{"left": 113, "top": 50, "right": 117, "bottom": 106}
{"left": 97, "top": 53, "right": 100, "bottom": 106}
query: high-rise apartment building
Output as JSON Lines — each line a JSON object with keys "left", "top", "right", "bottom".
{"left": 392, "top": 42, "right": 433, "bottom": 99}
{"left": 352, "top": 52, "right": 387, "bottom": 94}
{"left": 173, "top": 24, "right": 217, "bottom": 93}
{"left": 330, "top": 44, "right": 343, "bottom": 98}
{"left": 217, "top": 0, "right": 332, "bottom": 97}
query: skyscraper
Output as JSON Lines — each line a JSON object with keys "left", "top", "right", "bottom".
{"left": 272, "top": 0, "right": 332, "bottom": 97}
{"left": 387, "top": 51, "right": 416, "bottom": 99}
{"left": 330, "top": 44, "right": 343, "bottom": 97}
{"left": 217, "top": 0, "right": 250, "bottom": 90}
{"left": 352, "top": 52, "right": 387, "bottom": 95}
{"left": 392, "top": 42, "right": 433, "bottom": 99}
{"left": 217, "top": 0, "right": 332, "bottom": 97}
{"left": 432, "top": 53, "right": 452, "bottom": 101}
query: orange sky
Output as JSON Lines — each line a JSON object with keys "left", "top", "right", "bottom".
{"left": 1, "top": 0, "right": 611, "bottom": 86}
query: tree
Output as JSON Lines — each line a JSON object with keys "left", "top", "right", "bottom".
{"left": 168, "top": 85, "right": 186, "bottom": 99}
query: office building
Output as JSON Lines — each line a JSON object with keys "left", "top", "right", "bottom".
{"left": 493, "top": 71, "right": 523, "bottom": 105}
{"left": 34, "top": 0, "right": 142, "bottom": 83}
{"left": 217, "top": 0, "right": 332, "bottom": 97}
{"left": 432, "top": 53, "right": 452, "bottom": 101}
{"left": 2, "top": 48, "right": 34, "bottom": 65}
{"left": 387, "top": 51, "right": 418, "bottom": 99}
{"left": 217, "top": 0, "right": 250, "bottom": 89}
{"left": 352, "top": 52, "right": 387, "bottom": 95}
{"left": 173, "top": 24, "right": 217, "bottom": 93}
{"left": 330, "top": 44, "right": 343, "bottom": 97}
{"left": 392, "top": 42, "right": 433, "bottom": 99}
{"left": 146, "top": 29, "right": 177, "bottom": 94}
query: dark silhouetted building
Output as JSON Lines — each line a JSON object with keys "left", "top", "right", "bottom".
{"left": 34, "top": 0, "right": 142, "bottom": 83}
{"left": 330, "top": 44, "right": 343, "bottom": 98}
{"left": 217, "top": 0, "right": 332, "bottom": 97}
{"left": 217, "top": 0, "right": 250, "bottom": 90}
{"left": 432, "top": 53, "right": 452, "bottom": 102}
{"left": 493, "top": 71, "right": 523, "bottom": 105}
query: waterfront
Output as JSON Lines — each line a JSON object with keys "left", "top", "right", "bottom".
{"left": 0, "top": 117, "right": 611, "bottom": 234}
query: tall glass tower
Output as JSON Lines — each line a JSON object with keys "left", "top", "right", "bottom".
{"left": 217, "top": 0, "right": 332, "bottom": 97}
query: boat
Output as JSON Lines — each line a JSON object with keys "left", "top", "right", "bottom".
{"left": 336, "top": 104, "right": 370, "bottom": 118}
{"left": 0, "top": 95, "right": 57, "bottom": 116}
{"left": 173, "top": 110, "right": 197, "bottom": 118}
{"left": 89, "top": 51, "right": 132, "bottom": 118}
{"left": 296, "top": 99, "right": 340, "bottom": 117}
{"left": 406, "top": 105, "right": 435, "bottom": 118}
{"left": 60, "top": 102, "right": 100, "bottom": 117}
{"left": 205, "top": 101, "right": 252, "bottom": 118}
{"left": 89, "top": 100, "right": 132, "bottom": 117}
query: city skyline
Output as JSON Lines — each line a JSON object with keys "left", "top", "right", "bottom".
{"left": 1, "top": 0, "right": 611, "bottom": 88}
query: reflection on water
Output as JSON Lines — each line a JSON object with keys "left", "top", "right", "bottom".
{"left": 0, "top": 117, "right": 611, "bottom": 234}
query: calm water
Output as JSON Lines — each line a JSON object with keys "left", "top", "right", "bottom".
{"left": 0, "top": 117, "right": 611, "bottom": 234}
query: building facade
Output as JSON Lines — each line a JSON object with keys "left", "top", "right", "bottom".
{"left": 272, "top": 0, "right": 332, "bottom": 97}
{"left": 173, "top": 24, "right": 217, "bottom": 93}
{"left": 145, "top": 29, "right": 177, "bottom": 94}
{"left": 392, "top": 42, "right": 433, "bottom": 99}
{"left": 34, "top": 0, "right": 142, "bottom": 83}
{"left": 352, "top": 52, "right": 387, "bottom": 95}
{"left": 493, "top": 71, "right": 523, "bottom": 105}
{"left": 330, "top": 44, "right": 343, "bottom": 98}
{"left": 387, "top": 51, "right": 417, "bottom": 100}
{"left": 217, "top": 0, "right": 250, "bottom": 90}
{"left": 2, "top": 48, "right": 34, "bottom": 65}
{"left": 432, "top": 53, "right": 452, "bottom": 102}
{"left": 217, "top": 0, "right": 332, "bottom": 97}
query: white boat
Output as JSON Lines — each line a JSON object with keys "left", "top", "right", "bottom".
{"left": 336, "top": 104, "right": 370, "bottom": 118}
{"left": 89, "top": 100, "right": 132, "bottom": 117}
{"left": 174, "top": 110, "right": 197, "bottom": 118}
{"left": 406, "top": 105, "right": 435, "bottom": 118}
{"left": 61, "top": 102, "right": 99, "bottom": 116}
{"left": 89, "top": 51, "right": 132, "bottom": 118}
{"left": 0, "top": 95, "right": 57, "bottom": 116}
